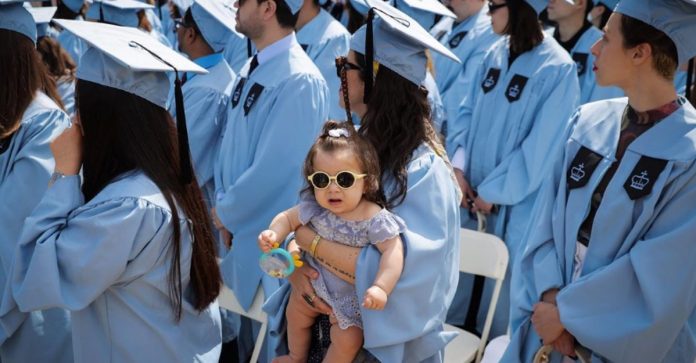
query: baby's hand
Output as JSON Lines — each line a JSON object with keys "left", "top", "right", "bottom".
{"left": 362, "top": 286, "right": 388, "bottom": 310}
{"left": 258, "top": 230, "right": 279, "bottom": 252}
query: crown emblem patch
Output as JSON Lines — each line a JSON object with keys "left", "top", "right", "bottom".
{"left": 567, "top": 146, "right": 603, "bottom": 190}
{"left": 623, "top": 156, "right": 668, "bottom": 200}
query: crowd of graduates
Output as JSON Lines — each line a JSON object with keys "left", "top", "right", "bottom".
{"left": 1, "top": 0, "right": 696, "bottom": 361}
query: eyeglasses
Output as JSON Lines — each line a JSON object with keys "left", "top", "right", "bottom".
{"left": 173, "top": 18, "right": 188, "bottom": 32}
{"left": 335, "top": 56, "right": 363, "bottom": 79}
{"left": 307, "top": 171, "right": 367, "bottom": 189}
{"left": 488, "top": 0, "right": 508, "bottom": 13}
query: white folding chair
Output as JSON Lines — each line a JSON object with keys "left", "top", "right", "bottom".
{"left": 444, "top": 228, "right": 509, "bottom": 363}
{"left": 218, "top": 284, "right": 267, "bottom": 363}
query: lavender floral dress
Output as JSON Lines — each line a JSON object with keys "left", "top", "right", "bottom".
{"left": 299, "top": 192, "right": 406, "bottom": 330}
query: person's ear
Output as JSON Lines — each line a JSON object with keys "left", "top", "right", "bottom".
{"left": 631, "top": 43, "right": 653, "bottom": 66}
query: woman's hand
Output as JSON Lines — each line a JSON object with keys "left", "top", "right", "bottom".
{"left": 287, "top": 264, "right": 332, "bottom": 315}
{"left": 453, "top": 168, "right": 476, "bottom": 209}
{"left": 532, "top": 302, "right": 565, "bottom": 344}
{"left": 50, "top": 121, "right": 83, "bottom": 175}
{"left": 553, "top": 330, "right": 576, "bottom": 357}
{"left": 472, "top": 196, "right": 494, "bottom": 214}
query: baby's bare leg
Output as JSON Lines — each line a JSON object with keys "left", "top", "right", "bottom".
{"left": 322, "top": 321, "right": 364, "bottom": 363}
{"left": 272, "top": 296, "right": 321, "bottom": 363}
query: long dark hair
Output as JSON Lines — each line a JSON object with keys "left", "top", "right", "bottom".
{"left": 76, "top": 79, "right": 221, "bottom": 319}
{"left": 0, "top": 29, "right": 64, "bottom": 138}
{"left": 354, "top": 52, "right": 444, "bottom": 208}
{"left": 505, "top": 0, "right": 544, "bottom": 55}
{"left": 302, "top": 120, "right": 384, "bottom": 206}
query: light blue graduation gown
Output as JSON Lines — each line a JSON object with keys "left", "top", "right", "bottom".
{"left": 1, "top": 171, "right": 222, "bottom": 363}
{"left": 430, "top": 6, "right": 499, "bottom": 129}
{"left": 675, "top": 69, "right": 687, "bottom": 96}
{"left": 171, "top": 53, "right": 235, "bottom": 210}
{"left": 264, "top": 144, "right": 461, "bottom": 363}
{"left": 446, "top": 34, "right": 580, "bottom": 337}
{"left": 424, "top": 71, "right": 446, "bottom": 135}
{"left": 505, "top": 98, "right": 696, "bottom": 363}
{"left": 57, "top": 77, "right": 76, "bottom": 118}
{"left": 214, "top": 33, "right": 329, "bottom": 312}
{"left": 223, "top": 31, "right": 251, "bottom": 74}
{"left": 296, "top": 8, "right": 350, "bottom": 121}
{"left": 0, "top": 92, "right": 73, "bottom": 362}
{"left": 552, "top": 26, "right": 623, "bottom": 104}
{"left": 145, "top": 8, "right": 165, "bottom": 40}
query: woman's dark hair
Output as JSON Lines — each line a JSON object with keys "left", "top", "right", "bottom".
{"left": 346, "top": 2, "right": 365, "bottom": 34}
{"left": 37, "top": 36, "right": 77, "bottom": 82}
{"left": 354, "top": 52, "right": 445, "bottom": 208}
{"left": 54, "top": 0, "right": 84, "bottom": 20}
{"left": 596, "top": 4, "right": 612, "bottom": 29}
{"left": 0, "top": 30, "right": 64, "bottom": 138}
{"left": 302, "top": 120, "right": 384, "bottom": 206}
{"left": 76, "top": 79, "right": 221, "bottom": 320}
{"left": 264, "top": 0, "right": 299, "bottom": 29}
{"left": 183, "top": 8, "right": 203, "bottom": 35}
{"left": 505, "top": 0, "right": 544, "bottom": 54}
{"left": 620, "top": 14, "right": 678, "bottom": 80}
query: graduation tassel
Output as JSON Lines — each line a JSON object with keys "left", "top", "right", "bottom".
{"left": 336, "top": 57, "right": 354, "bottom": 124}
{"left": 174, "top": 74, "right": 194, "bottom": 185}
{"left": 99, "top": 0, "right": 104, "bottom": 22}
{"left": 363, "top": 8, "right": 375, "bottom": 104}
{"left": 127, "top": 41, "right": 194, "bottom": 185}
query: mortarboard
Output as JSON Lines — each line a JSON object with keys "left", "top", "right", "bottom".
{"left": 350, "top": 0, "right": 459, "bottom": 102}
{"left": 54, "top": 19, "right": 207, "bottom": 183}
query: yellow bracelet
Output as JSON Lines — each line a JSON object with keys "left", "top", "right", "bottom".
{"left": 309, "top": 234, "right": 321, "bottom": 258}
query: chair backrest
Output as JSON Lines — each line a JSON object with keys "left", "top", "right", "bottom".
{"left": 459, "top": 228, "right": 509, "bottom": 363}
{"left": 459, "top": 228, "right": 508, "bottom": 280}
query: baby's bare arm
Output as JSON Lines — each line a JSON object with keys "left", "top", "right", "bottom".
{"left": 268, "top": 206, "right": 302, "bottom": 241}
{"left": 373, "top": 236, "right": 404, "bottom": 295}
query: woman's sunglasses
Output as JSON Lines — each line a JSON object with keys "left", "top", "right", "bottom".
{"left": 488, "top": 0, "right": 508, "bottom": 13}
{"left": 335, "top": 56, "right": 363, "bottom": 79}
{"left": 307, "top": 171, "right": 367, "bottom": 189}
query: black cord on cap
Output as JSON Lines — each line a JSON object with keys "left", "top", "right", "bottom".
{"left": 129, "top": 40, "right": 194, "bottom": 185}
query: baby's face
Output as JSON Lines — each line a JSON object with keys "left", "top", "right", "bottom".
{"left": 310, "top": 149, "right": 366, "bottom": 218}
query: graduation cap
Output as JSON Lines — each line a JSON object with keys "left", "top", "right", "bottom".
{"left": 54, "top": 19, "right": 208, "bottom": 184}
{"left": 615, "top": 0, "right": 696, "bottom": 66}
{"left": 0, "top": 0, "right": 36, "bottom": 43}
{"left": 390, "top": 0, "right": 454, "bottom": 29}
{"left": 191, "top": 0, "right": 239, "bottom": 52}
{"left": 350, "top": 0, "right": 459, "bottom": 102}
{"left": 171, "top": 0, "right": 193, "bottom": 12}
{"left": 524, "top": 0, "right": 547, "bottom": 14}
{"left": 62, "top": 0, "right": 85, "bottom": 13}
{"left": 593, "top": 0, "right": 618, "bottom": 9}
{"left": 349, "top": 0, "right": 369, "bottom": 16}
{"left": 27, "top": 6, "right": 57, "bottom": 38}
{"left": 283, "top": 0, "right": 302, "bottom": 15}
{"left": 85, "top": 0, "right": 153, "bottom": 27}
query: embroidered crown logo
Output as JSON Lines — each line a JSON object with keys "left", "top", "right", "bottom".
{"left": 570, "top": 163, "right": 586, "bottom": 182}
{"left": 630, "top": 171, "right": 650, "bottom": 190}
{"left": 484, "top": 75, "right": 496, "bottom": 88}
{"left": 245, "top": 93, "right": 256, "bottom": 108}
{"left": 508, "top": 84, "right": 520, "bottom": 98}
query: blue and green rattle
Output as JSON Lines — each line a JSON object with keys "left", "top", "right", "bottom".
{"left": 259, "top": 242, "right": 303, "bottom": 278}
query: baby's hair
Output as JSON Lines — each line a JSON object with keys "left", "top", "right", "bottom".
{"left": 302, "top": 120, "right": 385, "bottom": 206}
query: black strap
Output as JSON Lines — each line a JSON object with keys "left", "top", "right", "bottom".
{"left": 248, "top": 55, "right": 259, "bottom": 75}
